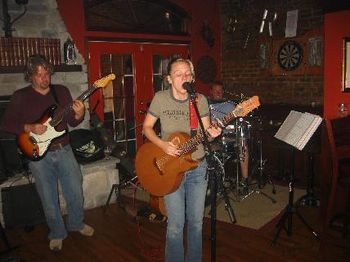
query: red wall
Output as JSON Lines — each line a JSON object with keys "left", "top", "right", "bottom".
{"left": 324, "top": 10, "right": 350, "bottom": 119}
{"left": 57, "top": 0, "right": 86, "bottom": 60}
{"left": 56, "top": 0, "right": 221, "bottom": 95}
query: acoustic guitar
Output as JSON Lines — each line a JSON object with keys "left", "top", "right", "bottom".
{"left": 135, "top": 96, "right": 260, "bottom": 197}
{"left": 17, "top": 74, "right": 116, "bottom": 160}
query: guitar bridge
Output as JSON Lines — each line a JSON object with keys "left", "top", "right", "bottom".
{"left": 154, "top": 159, "right": 164, "bottom": 172}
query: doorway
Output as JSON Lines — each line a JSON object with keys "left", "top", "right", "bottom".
{"left": 88, "top": 41, "right": 189, "bottom": 157}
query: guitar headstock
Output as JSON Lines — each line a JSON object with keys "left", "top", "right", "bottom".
{"left": 235, "top": 96, "right": 260, "bottom": 117}
{"left": 93, "top": 74, "right": 116, "bottom": 89}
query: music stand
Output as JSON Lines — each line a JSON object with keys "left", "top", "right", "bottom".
{"left": 272, "top": 110, "right": 322, "bottom": 245}
{"left": 296, "top": 153, "right": 320, "bottom": 208}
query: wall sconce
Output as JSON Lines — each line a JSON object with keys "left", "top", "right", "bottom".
{"left": 201, "top": 20, "right": 215, "bottom": 48}
{"left": 0, "top": 0, "right": 28, "bottom": 37}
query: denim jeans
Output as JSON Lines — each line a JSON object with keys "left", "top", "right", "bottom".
{"left": 164, "top": 160, "right": 208, "bottom": 262}
{"left": 29, "top": 145, "right": 84, "bottom": 240}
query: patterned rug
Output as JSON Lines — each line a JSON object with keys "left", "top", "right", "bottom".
{"left": 205, "top": 184, "right": 305, "bottom": 230}
{"left": 121, "top": 182, "right": 305, "bottom": 230}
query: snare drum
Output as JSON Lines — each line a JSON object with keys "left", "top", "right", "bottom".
{"left": 221, "top": 124, "right": 236, "bottom": 154}
{"left": 224, "top": 124, "right": 236, "bottom": 135}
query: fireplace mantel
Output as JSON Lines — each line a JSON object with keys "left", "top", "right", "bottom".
{"left": 0, "top": 64, "right": 82, "bottom": 74}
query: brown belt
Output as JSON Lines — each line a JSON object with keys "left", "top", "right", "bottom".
{"left": 49, "top": 143, "right": 66, "bottom": 151}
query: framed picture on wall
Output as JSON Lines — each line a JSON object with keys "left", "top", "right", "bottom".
{"left": 342, "top": 37, "right": 350, "bottom": 92}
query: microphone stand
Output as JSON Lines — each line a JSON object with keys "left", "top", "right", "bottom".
{"left": 187, "top": 89, "right": 218, "bottom": 262}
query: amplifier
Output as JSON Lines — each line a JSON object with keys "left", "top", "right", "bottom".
{"left": 1, "top": 183, "right": 45, "bottom": 228}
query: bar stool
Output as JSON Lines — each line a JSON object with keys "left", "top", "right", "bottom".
{"left": 330, "top": 159, "right": 350, "bottom": 237}
{"left": 324, "top": 117, "right": 350, "bottom": 238}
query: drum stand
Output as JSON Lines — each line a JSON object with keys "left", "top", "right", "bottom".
{"left": 254, "top": 139, "right": 276, "bottom": 192}
{"left": 209, "top": 154, "right": 237, "bottom": 224}
{"left": 233, "top": 136, "right": 276, "bottom": 204}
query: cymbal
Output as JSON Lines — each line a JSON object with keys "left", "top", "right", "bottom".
{"left": 208, "top": 98, "right": 229, "bottom": 104}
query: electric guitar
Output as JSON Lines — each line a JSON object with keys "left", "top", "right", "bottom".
{"left": 17, "top": 74, "right": 116, "bottom": 160}
{"left": 135, "top": 96, "right": 260, "bottom": 197}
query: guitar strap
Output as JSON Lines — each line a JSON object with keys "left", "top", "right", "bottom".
{"left": 189, "top": 95, "right": 199, "bottom": 137}
{"left": 50, "top": 85, "right": 59, "bottom": 105}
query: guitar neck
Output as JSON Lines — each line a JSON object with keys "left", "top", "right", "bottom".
{"left": 179, "top": 107, "right": 241, "bottom": 155}
{"left": 49, "top": 86, "right": 97, "bottom": 127}
{"left": 219, "top": 106, "right": 244, "bottom": 127}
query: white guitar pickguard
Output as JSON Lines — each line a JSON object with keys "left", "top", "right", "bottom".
{"left": 29, "top": 118, "right": 66, "bottom": 156}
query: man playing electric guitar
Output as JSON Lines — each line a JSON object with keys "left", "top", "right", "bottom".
{"left": 0, "top": 55, "right": 94, "bottom": 251}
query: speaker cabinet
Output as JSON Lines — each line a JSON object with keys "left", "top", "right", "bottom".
{"left": 1, "top": 183, "right": 45, "bottom": 228}
{"left": 0, "top": 96, "right": 24, "bottom": 178}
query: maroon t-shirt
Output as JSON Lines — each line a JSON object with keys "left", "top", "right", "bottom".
{"left": 1, "top": 84, "right": 82, "bottom": 146}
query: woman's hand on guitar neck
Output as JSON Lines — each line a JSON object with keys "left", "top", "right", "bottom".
{"left": 24, "top": 123, "right": 47, "bottom": 135}
{"left": 206, "top": 124, "right": 222, "bottom": 141}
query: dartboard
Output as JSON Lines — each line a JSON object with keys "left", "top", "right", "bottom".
{"left": 277, "top": 40, "right": 303, "bottom": 71}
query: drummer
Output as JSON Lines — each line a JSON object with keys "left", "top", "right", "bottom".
{"left": 208, "top": 81, "right": 225, "bottom": 103}
{"left": 209, "top": 81, "right": 249, "bottom": 185}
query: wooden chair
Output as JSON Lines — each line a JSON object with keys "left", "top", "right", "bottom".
{"left": 324, "top": 116, "right": 350, "bottom": 237}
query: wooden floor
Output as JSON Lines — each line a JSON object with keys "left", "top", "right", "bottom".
{"left": 1, "top": 197, "right": 349, "bottom": 262}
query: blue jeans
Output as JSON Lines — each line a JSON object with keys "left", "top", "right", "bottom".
{"left": 164, "top": 160, "right": 208, "bottom": 262}
{"left": 29, "top": 145, "right": 84, "bottom": 240}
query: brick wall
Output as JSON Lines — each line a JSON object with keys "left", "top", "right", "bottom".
{"left": 220, "top": 0, "right": 324, "bottom": 106}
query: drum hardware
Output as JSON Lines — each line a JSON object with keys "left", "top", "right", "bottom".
{"left": 229, "top": 118, "right": 276, "bottom": 203}
{"left": 208, "top": 97, "right": 276, "bottom": 204}
{"left": 209, "top": 100, "right": 236, "bottom": 121}
{"left": 236, "top": 137, "right": 277, "bottom": 203}
{"left": 254, "top": 138, "right": 276, "bottom": 192}
{"left": 205, "top": 154, "right": 237, "bottom": 224}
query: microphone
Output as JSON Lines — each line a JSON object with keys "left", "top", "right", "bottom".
{"left": 183, "top": 82, "right": 196, "bottom": 94}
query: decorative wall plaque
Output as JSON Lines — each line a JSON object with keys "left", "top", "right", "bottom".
{"left": 196, "top": 55, "right": 217, "bottom": 84}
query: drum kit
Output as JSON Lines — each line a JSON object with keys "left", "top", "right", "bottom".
{"left": 207, "top": 94, "right": 276, "bottom": 220}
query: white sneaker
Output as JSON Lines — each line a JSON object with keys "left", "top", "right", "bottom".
{"left": 79, "top": 224, "right": 94, "bottom": 237}
{"left": 49, "top": 239, "right": 63, "bottom": 251}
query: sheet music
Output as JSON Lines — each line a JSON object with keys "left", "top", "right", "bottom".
{"left": 285, "top": 9, "right": 298, "bottom": 38}
{"left": 274, "top": 110, "right": 322, "bottom": 150}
